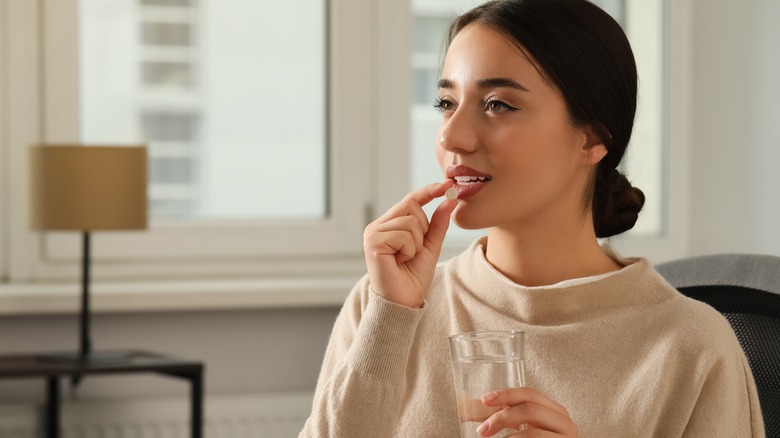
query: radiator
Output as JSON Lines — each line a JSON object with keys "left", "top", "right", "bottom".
{"left": 0, "top": 392, "right": 312, "bottom": 438}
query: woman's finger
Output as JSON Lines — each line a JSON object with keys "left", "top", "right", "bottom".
{"left": 405, "top": 179, "right": 453, "bottom": 205}
{"left": 372, "top": 216, "right": 425, "bottom": 255}
{"left": 482, "top": 388, "right": 570, "bottom": 417}
{"left": 424, "top": 198, "right": 457, "bottom": 258}
{"left": 477, "top": 403, "right": 574, "bottom": 437}
{"left": 503, "top": 427, "right": 559, "bottom": 438}
{"left": 374, "top": 180, "right": 453, "bottom": 225}
{"left": 366, "top": 230, "right": 418, "bottom": 263}
{"left": 476, "top": 388, "right": 576, "bottom": 437}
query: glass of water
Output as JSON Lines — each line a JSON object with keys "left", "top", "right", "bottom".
{"left": 449, "top": 330, "right": 525, "bottom": 438}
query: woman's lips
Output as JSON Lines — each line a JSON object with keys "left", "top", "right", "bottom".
{"left": 446, "top": 165, "right": 490, "bottom": 179}
{"left": 452, "top": 177, "right": 489, "bottom": 199}
{"left": 447, "top": 166, "right": 492, "bottom": 199}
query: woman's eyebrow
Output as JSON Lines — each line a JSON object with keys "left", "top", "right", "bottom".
{"left": 438, "top": 78, "right": 455, "bottom": 89}
{"left": 477, "top": 77, "right": 529, "bottom": 92}
{"left": 437, "top": 77, "right": 529, "bottom": 92}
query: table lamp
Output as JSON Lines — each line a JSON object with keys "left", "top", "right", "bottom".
{"left": 29, "top": 145, "right": 148, "bottom": 364}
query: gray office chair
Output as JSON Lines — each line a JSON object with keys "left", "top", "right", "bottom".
{"left": 656, "top": 253, "right": 780, "bottom": 438}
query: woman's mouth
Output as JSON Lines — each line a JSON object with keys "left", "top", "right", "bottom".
{"left": 446, "top": 166, "right": 492, "bottom": 199}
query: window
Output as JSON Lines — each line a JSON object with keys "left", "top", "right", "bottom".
{"left": 142, "top": 111, "right": 200, "bottom": 216}
{"left": 81, "top": 0, "right": 328, "bottom": 221}
{"left": 2, "top": 0, "right": 371, "bottom": 282}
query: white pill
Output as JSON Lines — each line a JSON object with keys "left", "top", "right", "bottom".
{"left": 445, "top": 187, "right": 459, "bottom": 200}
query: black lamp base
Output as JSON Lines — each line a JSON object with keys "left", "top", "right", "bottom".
{"left": 37, "top": 351, "right": 135, "bottom": 365}
{"left": 38, "top": 233, "right": 134, "bottom": 370}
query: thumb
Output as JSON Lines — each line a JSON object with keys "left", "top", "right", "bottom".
{"left": 424, "top": 198, "right": 457, "bottom": 258}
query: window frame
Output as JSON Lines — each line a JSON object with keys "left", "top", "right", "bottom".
{"left": 2, "top": 0, "right": 395, "bottom": 283}
{"left": 607, "top": 0, "right": 692, "bottom": 262}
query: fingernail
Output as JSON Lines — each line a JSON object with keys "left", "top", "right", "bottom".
{"left": 482, "top": 391, "right": 497, "bottom": 402}
{"left": 476, "top": 422, "right": 489, "bottom": 435}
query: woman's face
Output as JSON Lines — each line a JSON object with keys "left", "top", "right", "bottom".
{"left": 436, "top": 24, "right": 604, "bottom": 231}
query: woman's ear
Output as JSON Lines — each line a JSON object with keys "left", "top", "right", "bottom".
{"left": 579, "top": 125, "right": 608, "bottom": 166}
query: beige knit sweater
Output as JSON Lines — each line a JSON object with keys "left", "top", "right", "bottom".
{"left": 300, "top": 238, "right": 764, "bottom": 437}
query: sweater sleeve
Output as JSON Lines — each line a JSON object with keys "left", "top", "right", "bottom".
{"left": 299, "top": 276, "right": 425, "bottom": 437}
{"left": 681, "top": 337, "right": 765, "bottom": 438}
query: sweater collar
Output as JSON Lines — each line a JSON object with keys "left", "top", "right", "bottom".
{"left": 447, "top": 237, "right": 675, "bottom": 325}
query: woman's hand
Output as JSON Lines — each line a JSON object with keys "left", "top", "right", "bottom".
{"left": 476, "top": 387, "right": 578, "bottom": 437}
{"left": 363, "top": 181, "right": 457, "bottom": 308}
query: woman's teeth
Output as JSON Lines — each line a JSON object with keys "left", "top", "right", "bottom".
{"left": 453, "top": 175, "right": 491, "bottom": 185}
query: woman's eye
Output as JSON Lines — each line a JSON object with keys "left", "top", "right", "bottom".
{"left": 486, "top": 100, "right": 518, "bottom": 112}
{"left": 434, "top": 98, "right": 455, "bottom": 112}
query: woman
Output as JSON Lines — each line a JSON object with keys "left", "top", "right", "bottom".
{"left": 300, "top": 0, "right": 764, "bottom": 436}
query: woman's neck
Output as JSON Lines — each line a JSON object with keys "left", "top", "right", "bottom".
{"left": 485, "top": 216, "right": 621, "bottom": 287}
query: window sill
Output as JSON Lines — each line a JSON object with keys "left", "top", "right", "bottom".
{"left": 0, "top": 277, "right": 358, "bottom": 315}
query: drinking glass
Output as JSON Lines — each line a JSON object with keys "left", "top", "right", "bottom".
{"left": 449, "top": 330, "right": 525, "bottom": 438}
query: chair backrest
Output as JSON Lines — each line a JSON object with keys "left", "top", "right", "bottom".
{"left": 656, "top": 253, "right": 780, "bottom": 438}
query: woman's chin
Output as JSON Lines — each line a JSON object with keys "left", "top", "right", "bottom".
{"left": 451, "top": 210, "right": 491, "bottom": 231}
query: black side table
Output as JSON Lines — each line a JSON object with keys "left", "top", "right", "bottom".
{"left": 0, "top": 350, "right": 204, "bottom": 438}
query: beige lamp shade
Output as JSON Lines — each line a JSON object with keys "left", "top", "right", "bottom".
{"left": 30, "top": 145, "right": 148, "bottom": 231}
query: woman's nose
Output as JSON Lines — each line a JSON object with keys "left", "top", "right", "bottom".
{"left": 438, "top": 108, "right": 478, "bottom": 154}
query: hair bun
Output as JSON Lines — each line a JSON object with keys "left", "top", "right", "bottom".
{"left": 593, "top": 169, "right": 645, "bottom": 238}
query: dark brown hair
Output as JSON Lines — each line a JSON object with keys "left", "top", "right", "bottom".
{"left": 447, "top": 0, "right": 645, "bottom": 237}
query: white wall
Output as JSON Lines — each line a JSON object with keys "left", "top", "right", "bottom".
{"left": 0, "top": 308, "right": 338, "bottom": 403}
{"left": 745, "top": 0, "right": 780, "bottom": 255}
{"left": 3, "top": 0, "right": 780, "bottom": 407}
{"left": 689, "top": 0, "right": 780, "bottom": 257}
